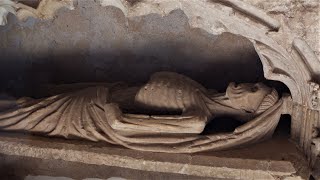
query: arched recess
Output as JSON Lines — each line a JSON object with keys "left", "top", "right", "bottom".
{"left": 80, "top": 0, "right": 320, "bottom": 168}
{"left": 2, "top": 0, "right": 318, "bottom": 106}
{"left": 100, "top": 0, "right": 319, "bottom": 164}
{"left": 1, "top": 0, "right": 319, "bottom": 169}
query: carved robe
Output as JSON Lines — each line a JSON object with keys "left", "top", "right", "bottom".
{"left": 0, "top": 72, "right": 283, "bottom": 153}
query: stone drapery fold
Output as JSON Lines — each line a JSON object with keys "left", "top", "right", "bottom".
{"left": 0, "top": 86, "right": 283, "bottom": 153}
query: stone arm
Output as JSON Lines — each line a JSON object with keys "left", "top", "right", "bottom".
{"left": 104, "top": 103, "right": 207, "bottom": 134}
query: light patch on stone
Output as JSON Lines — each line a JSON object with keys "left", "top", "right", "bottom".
{"left": 0, "top": 0, "right": 16, "bottom": 26}
{"left": 99, "top": 0, "right": 127, "bottom": 16}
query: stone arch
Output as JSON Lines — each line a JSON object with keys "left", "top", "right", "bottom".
{"left": 96, "top": 1, "right": 319, "bottom": 164}
{"left": 2, "top": 0, "right": 318, "bottom": 106}
{"left": 1, "top": 0, "right": 319, "bottom": 169}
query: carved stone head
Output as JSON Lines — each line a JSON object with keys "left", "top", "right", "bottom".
{"left": 226, "top": 82, "right": 279, "bottom": 114}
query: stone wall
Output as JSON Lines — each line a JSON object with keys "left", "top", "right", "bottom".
{"left": 242, "top": 0, "right": 319, "bottom": 59}
{"left": 0, "top": 1, "right": 318, "bottom": 179}
{"left": 1, "top": 0, "right": 317, "bottom": 97}
{"left": 0, "top": 1, "right": 265, "bottom": 97}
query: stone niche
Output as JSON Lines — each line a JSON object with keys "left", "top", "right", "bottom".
{"left": 0, "top": 6, "right": 266, "bottom": 96}
{"left": 0, "top": 0, "right": 319, "bottom": 180}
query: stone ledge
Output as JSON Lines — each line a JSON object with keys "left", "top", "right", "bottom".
{"left": 0, "top": 133, "right": 309, "bottom": 179}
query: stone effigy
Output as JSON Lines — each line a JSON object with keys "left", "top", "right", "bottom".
{"left": 0, "top": 0, "right": 319, "bottom": 177}
{"left": 0, "top": 72, "right": 281, "bottom": 153}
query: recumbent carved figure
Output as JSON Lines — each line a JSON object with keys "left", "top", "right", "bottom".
{"left": 0, "top": 72, "right": 281, "bottom": 153}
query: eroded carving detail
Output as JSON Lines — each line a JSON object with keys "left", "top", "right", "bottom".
{"left": 310, "top": 82, "right": 320, "bottom": 109}
{"left": 0, "top": 0, "right": 318, "bottom": 171}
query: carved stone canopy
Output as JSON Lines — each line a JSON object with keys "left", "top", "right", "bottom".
{"left": 0, "top": 0, "right": 319, "bottom": 173}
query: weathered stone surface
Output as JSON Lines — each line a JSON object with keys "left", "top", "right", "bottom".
{"left": 0, "top": 0, "right": 319, "bottom": 178}
{"left": 0, "top": 72, "right": 282, "bottom": 153}
{"left": 242, "top": 0, "right": 320, "bottom": 59}
{"left": 0, "top": 133, "right": 309, "bottom": 179}
{"left": 0, "top": 2, "right": 263, "bottom": 95}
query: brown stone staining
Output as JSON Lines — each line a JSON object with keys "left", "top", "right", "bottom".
{"left": 0, "top": 72, "right": 281, "bottom": 153}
